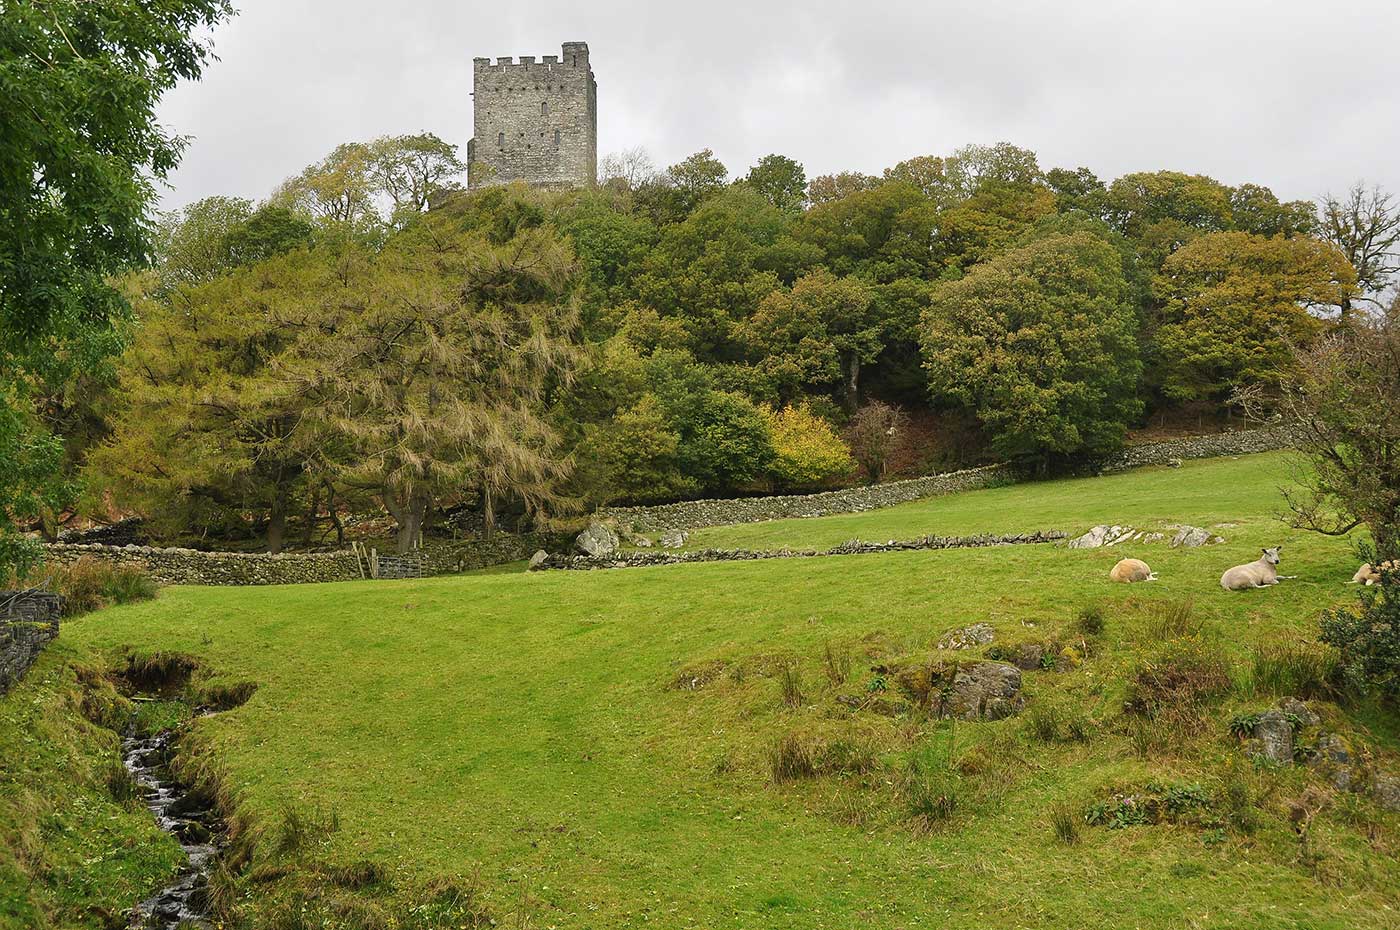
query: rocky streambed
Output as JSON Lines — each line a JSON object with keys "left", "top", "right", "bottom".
{"left": 122, "top": 721, "right": 225, "bottom": 929}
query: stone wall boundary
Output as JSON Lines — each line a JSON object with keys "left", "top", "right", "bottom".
{"left": 1, "top": 590, "right": 63, "bottom": 696}
{"left": 36, "top": 532, "right": 569, "bottom": 587}
{"left": 598, "top": 426, "right": 1295, "bottom": 534}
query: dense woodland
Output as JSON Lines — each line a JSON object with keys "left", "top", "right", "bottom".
{"left": 11, "top": 126, "right": 1400, "bottom": 554}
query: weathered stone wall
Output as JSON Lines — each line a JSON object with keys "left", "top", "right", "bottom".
{"left": 0, "top": 591, "right": 63, "bottom": 696}
{"left": 1096, "top": 424, "right": 1296, "bottom": 472}
{"left": 37, "top": 532, "right": 568, "bottom": 587}
{"left": 600, "top": 464, "right": 1020, "bottom": 535}
{"left": 468, "top": 42, "right": 596, "bottom": 189}
{"left": 600, "top": 427, "right": 1295, "bottom": 534}
{"left": 534, "top": 530, "right": 1067, "bottom": 572}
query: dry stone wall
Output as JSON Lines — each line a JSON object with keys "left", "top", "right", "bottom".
{"left": 600, "top": 427, "right": 1295, "bottom": 534}
{"left": 601, "top": 464, "right": 1019, "bottom": 535}
{"left": 1, "top": 591, "right": 63, "bottom": 696}
{"left": 38, "top": 532, "right": 568, "bottom": 587}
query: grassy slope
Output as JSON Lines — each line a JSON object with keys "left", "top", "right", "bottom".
{"left": 0, "top": 645, "right": 183, "bottom": 929}
{"left": 10, "top": 452, "right": 1399, "bottom": 929}
{"left": 687, "top": 451, "right": 1303, "bottom": 551}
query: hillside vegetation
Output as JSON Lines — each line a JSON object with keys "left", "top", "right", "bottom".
{"left": 6, "top": 452, "right": 1399, "bottom": 929}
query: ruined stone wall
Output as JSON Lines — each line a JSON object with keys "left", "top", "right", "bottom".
{"left": 533, "top": 530, "right": 1067, "bottom": 572}
{"left": 468, "top": 42, "right": 596, "bottom": 189}
{"left": 600, "top": 427, "right": 1296, "bottom": 534}
{"left": 0, "top": 591, "right": 63, "bottom": 696}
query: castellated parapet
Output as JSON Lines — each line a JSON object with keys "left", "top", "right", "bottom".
{"left": 468, "top": 41, "right": 597, "bottom": 190}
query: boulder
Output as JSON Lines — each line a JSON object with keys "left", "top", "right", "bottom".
{"left": 945, "top": 662, "right": 1024, "bottom": 721}
{"left": 574, "top": 522, "right": 619, "bottom": 557}
{"left": 1278, "top": 696, "right": 1321, "bottom": 728}
{"left": 633, "top": 536, "right": 654, "bottom": 548}
{"left": 1170, "top": 525, "right": 1223, "bottom": 548}
{"left": 1249, "top": 709, "right": 1294, "bottom": 765}
{"left": 659, "top": 530, "right": 690, "bottom": 549}
{"left": 1372, "top": 773, "right": 1400, "bottom": 811}
{"left": 1067, "top": 525, "right": 1135, "bottom": 549}
{"left": 528, "top": 550, "right": 549, "bottom": 569}
{"left": 937, "top": 622, "right": 996, "bottom": 650}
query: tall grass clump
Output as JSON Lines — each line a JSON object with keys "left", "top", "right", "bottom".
{"left": 1049, "top": 802, "right": 1080, "bottom": 845}
{"left": 779, "top": 662, "right": 806, "bottom": 707}
{"left": 822, "top": 640, "right": 851, "bottom": 686}
{"left": 16, "top": 557, "right": 160, "bottom": 616}
{"left": 1075, "top": 604, "right": 1106, "bottom": 638}
{"left": 1248, "top": 641, "right": 1343, "bottom": 700}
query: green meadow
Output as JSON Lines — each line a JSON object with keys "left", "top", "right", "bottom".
{"left": 5, "top": 451, "right": 1399, "bottom": 929}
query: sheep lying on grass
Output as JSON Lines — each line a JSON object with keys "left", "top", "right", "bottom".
{"left": 1109, "top": 558, "right": 1156, "bottom": 583}
{"left": 1351, "top": 561, "right": 1396, "bottom": 585}
{"left": 1221, "top": 547, "right": 1287, "bottom": 591}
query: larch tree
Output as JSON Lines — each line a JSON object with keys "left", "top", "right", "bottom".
{"left": 307, "top": 215, "right": 584, "bottom": 549}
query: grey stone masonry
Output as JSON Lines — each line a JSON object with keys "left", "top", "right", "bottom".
{"left": 468, "top": 42, "right": 597, "bottom": 190}
{"left": 1, "top": 590, "right": 63, "bottom": 696}
{"left": 599, "top": 426, "right": 1296, "bottom": 535}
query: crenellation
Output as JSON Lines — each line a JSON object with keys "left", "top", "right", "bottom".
{"left": 469, "top": 41, "right": 596, "bottom": 190}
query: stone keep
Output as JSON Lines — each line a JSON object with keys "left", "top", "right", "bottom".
{"left": 468, "top": 41, "right": 597, "bottom": 190}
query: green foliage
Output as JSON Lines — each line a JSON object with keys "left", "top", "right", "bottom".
{"left": 744, "top": 154, "right": 808, "bottom": 213}
{"left": 1321, "top": 573, "right": 1400, "bottom": 699}
{"left": 922, "top": 231, "right": 1143, "bottom": 463}
{"left": 0, "top": 0, "right": 233, "bottom": 574}
{"left": 741, "top": 269, "right": 879, "bottom": 410}
{"left": 661, "top": 390, "right": 774, "bottom": 495}
{"left": 1153, "top": 232, "right": 1356, "bottom": 401}
{"left": 764, "top": 405, "right": 854, "bottom": 490}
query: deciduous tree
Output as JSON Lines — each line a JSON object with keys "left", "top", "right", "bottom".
{"left": 922, "top": 232, "right": 1143, "bottom": 464}
{"left": 1153, "top": 232, "right": 1356, "bottom": 402}
{"left": 0, "top": 0, "right": 234, "bottom": 572}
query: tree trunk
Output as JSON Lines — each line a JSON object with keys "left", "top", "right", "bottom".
{"left": 301, "top": 487, "right": 320, "bottom": 548}
{"left": 266, "top": 487, "right": 288, "bottom": 554}
{"left": 841, "top": 350, "right": 861, "bottom": 415}
{"left": 384, "top": 486, "right": 429, "bottom": 554}
{"left": 482, "top": 486, "right": 496, "bottom": 541}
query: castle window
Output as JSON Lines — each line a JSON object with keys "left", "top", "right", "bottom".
{"left": 497, "top": 131, "right": 504, "bottom": 148}
{"left": 554, "top": 129, "right": 561, "bottom": 146}
{"left": 541, "top": 100, "right": 548, "bottom": 116}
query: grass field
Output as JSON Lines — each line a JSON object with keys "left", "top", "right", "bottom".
{"left": 5, "top": 451, "right": 1400, "bottom": 929}
{"left": 686, "top": 451, "right": 1305, "bottom": 551}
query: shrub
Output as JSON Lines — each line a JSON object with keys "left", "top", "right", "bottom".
{"left": 1125, "top": 640, "right": 1231, "bottom": 718}
{"left": 1320, "top": 573, "right": 1400, "bottom": 700}
{"left": 674, "top": 390, "right": 775, "bottom": 494}
{"left": 765, "top": 404, "right": 855, "bottom": 489}
{"left": 1075, "top": 604, "right": 1106, "bottom": 638}
{"left": 846, "top": 401, "right": 908, "bottom": 483}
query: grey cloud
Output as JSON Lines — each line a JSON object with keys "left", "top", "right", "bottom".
{"left": 157, "top": 0, "right": 1400, "bottom": 210}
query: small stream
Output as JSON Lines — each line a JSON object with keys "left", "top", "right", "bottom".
{"left": 122, "top": 723, "right": 225, "bottom": 929}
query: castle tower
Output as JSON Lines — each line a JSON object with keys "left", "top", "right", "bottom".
{"left": 467, "top": 41, "right": 597, "bottom": 190}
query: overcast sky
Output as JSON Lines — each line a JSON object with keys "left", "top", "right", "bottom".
{"left": 155, "top": 0, "right": 1400, "bottom": 212}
